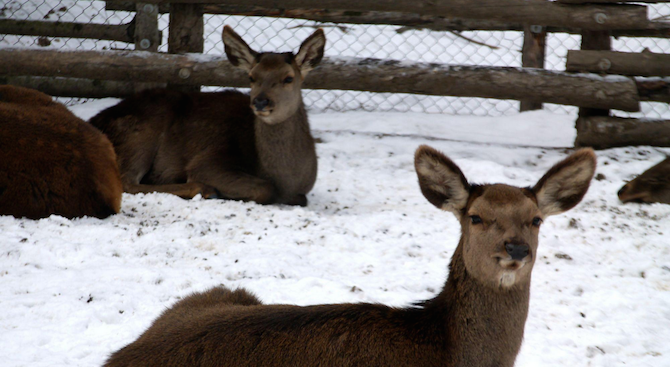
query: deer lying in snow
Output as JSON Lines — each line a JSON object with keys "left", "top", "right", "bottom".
{"left": 103, "top": 146, "right": 596, "bottom": 367}
{"left": 0, "top": 85, "right": 122, "bottom": 219}
{"left": 618, "top": 156, "right": 670, "bottom": 204}
{"left": 89, "top": 26, "right": 325, "bottom": 206}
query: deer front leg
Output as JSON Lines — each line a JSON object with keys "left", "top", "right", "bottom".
{"left": 188, "top": 169, "right": 277, "bottom": 204}
{"left": 122, "top": 180, "right": 219, "bottom": 200}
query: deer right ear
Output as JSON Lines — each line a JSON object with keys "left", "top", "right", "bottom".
{"left": 532, "top": 149, "right": 597, "bottom": 217}
{"left": 295, "top": 28, "right": 326, "bottom": 77}
{"left": 414, "top": 145, "right": 470, "bottom": 215}
{"left": 222, "top": 25, "right": 258, "bottom": 72}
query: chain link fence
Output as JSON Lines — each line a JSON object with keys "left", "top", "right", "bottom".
{"left": 2, "top": 0, "right": 670, "bottom": 117}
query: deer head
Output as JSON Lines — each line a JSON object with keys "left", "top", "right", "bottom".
{"left": 618, "top": 157, "right": 670, "bottom": 204}
{"left": 222, "top": 26, "right": 325, "bottom": 125}
{"left": 415, "top": 146, "right": 596, "bottom": 289}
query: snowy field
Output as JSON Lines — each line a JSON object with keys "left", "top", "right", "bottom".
{"left": 2, "top": 1, "right": 670, "bottom": 366}
{"left": 0, "top": 101, "right": 669, "bottom": 366}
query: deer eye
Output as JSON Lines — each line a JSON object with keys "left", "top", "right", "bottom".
{"left": 249, "top": 76, "right": 255, "bottom": 83}
{"left": 532, "top": 217, "right": 542, "bottom": 227}
{"left": 470, "top": 215, "right": 482, "bottom": 224}
{"left": 283, "top": 76, "right": 294, "bottom": 84}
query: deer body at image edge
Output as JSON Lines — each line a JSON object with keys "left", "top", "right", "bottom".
{"left": 89, "top": 26, "right": 325, "bottom": 206}
{"left": 0, "top": 85, "right": 122, "bottom": 219}
{"left": 104, "top": 146, "right": 597, "bottom": 367}
{"left": 618, "top": 156, "right": 670, "bottom": 204}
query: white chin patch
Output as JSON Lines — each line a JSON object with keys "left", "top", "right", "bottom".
{"left": 499, "top": 271, "right": 516, "bottom": 288}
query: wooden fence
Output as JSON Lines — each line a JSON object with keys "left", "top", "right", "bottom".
{"left": 1, "top": 0, "right": 670, "bottom": 149}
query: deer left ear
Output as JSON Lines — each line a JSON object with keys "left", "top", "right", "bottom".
{"left": 533, "top": 149, "right": 597, "bottom": 217}
{"left": 414, "top": 145, "right": 470, "bottom": 216}
{"left": 222, "top": 25, "right": 258, "bottom": 72}
{"left": 295, "top": 29, "right": 326, "bottom": 77}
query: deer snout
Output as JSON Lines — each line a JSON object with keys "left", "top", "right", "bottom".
{"left": 505, "top": 242, "right": 530, "bottom": 261}
{"left": 617, "top": 184, "right": 629, "bottom": 200}
{"left": 252, "top": 96, "right": 271, "bottom": 112}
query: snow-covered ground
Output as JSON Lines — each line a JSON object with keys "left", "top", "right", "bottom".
{"left": 1, "top": 101, "right": 669, "bottom": 366}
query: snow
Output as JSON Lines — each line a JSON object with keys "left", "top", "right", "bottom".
{"left": 1, "top": 103, "right": 669, "bottom": 367}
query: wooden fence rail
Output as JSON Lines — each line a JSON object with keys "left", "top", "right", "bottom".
{"left": 109, "top": 0, "right": 649, "bottom": 30}
{"left": 0, "top": 47, "right": 641, "bottom": 112}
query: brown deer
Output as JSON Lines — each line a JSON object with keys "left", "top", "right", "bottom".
{"left": 103, "top": 146, "right": 596, "bottom": 367}
{"left": 0, "top": 85, "right": 122, "bottom": 219}
{"left": 88, "top": 26, "right": 325, "bottom": 206}
{"left": 618, "top": 157, "right": 670, "bottom": 204}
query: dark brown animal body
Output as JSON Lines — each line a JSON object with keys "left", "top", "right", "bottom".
{"left": 89, "top": 26, "right": 325, "bottom": 206}
{"left": 618, "top": 157, "right": 670, "bottom": 204}
{"left": 104, "top": 147, "right": 597, "bottom": 367}
{"left": 0, "top": 85, "right": 122, "bottom": 219}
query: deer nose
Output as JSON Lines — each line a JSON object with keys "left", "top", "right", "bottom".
{"left": 505, "top": 243, "right": 529, "bottom": 261}
{"left": 253, "top": 97, "right": 270, "bottom": 111}
{"left": 617, "top": 185, "right": 628, "bottom": 198}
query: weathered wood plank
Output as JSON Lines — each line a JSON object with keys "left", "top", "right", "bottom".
{"left": 558, "top": 0, "right": 669, "bottom": 4}
{"left": 520, "top": 25, "right": 546, "bottom": 112}
{"left": 168, "top": 3, "right": 204, "bottom": 92}
{"left": 0, "top": 47, "right": 641, "bottom": 111}
{"left": 106, "top": 0, "right": 649, "bottom": 30}
{"left": 106, "top": 2, "right": 670, "bottom": 38}
{"left": 637, "top": 78, "right": 670, "bottom": 103}
{"left": 575, "top": 116, "right": 670, "bottom": 149}
{"left": 577, "top": 30, "right": 612, "bottom": 122}
{"left": 134, "top": 3, "right": 159, "bottom": 51}
{"left": 0, "top": 75, "right": 163, "bottom": 98}
{"left": 0, "top": 19, "right": 134, "bottom": 43}
{"left": 567, "top": 50, "right": 670, "bottom": 77}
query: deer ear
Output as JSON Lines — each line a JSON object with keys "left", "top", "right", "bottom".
{"left": 533, "top": 149, "right": 596, "bottom": 217}
{"left": 222, "top": 25, "right": 258, "bottom": 72}
{"left": 295, "top": 28, "right": 325, "bottom": 77}
{"left": 415, "top": 145, "right": 470, "bottom": 215}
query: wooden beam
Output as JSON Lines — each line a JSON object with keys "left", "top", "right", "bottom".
{"left": 575, "top": 116, "right": 670, "bottom": 149}
{"left": 0, "top": 76, "right": 163, "bottom": 98}
{"left": 567, "top": 50, "right": 670, "bottom": 77}
{"left": 106, "top": 0, "right": 649, "bottom": 30}
{"left": 637, "top": 78, "right": 670, "bottom": 103}
{"left": 105, "top": 2, "right": 670, "bottom": 38}
{"left": 520, "top": 25, "right": 546, "bottom": 112}
{"left": 577, "top": 30, "right": 612, "bottom": 123}
{"left": 0, "top": 19, "right": 134, "bottom": 43}
{"left": 134, "top": 3, "right": 159, "bottom": 51}
{"left": 558, "top": 0, "right": 669, "bottom": 4}
{"left": 168, "top": 3, "right": 204, "bottom": 92}
{"left": 0, "top": 47, "right": 641, "bottom": 112}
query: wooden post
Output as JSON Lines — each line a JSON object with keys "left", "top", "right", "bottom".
{"left": 575, "top": 30, "right": 613, "bottom": 147}
{"left": 132, "top": 3, "right": 160, "bottom": 93}
{"left": 168, "top": 3, "right": 204, "bottom": 92}
{"left": 520, "top": 25, "right": 546, "bottom": 112}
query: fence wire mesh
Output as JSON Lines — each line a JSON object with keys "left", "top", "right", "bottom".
{"left": 2, "top": 0, "right": 670, "bottom": 118}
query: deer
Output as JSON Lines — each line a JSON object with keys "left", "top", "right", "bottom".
{"left": 0, "top": 85, "right": 122, "bottom": 220}
{"left": 103, "top": 145, "right": 596, "bottom": 367}
{"left": 88, "top": 26, "right": 325, "bottom": 207}
{"left": 618, "top": 156, "right": 670, "bottom": 204}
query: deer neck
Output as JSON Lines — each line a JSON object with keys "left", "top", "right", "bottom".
{"left": 253, "top": 102, "right": 317, "bottom": 198}
{"left": 428, "top": 240, "right": 530, "bottom": 367}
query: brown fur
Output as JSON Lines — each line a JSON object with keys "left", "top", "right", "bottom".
{"left": 88, "top": 26, "right": 325, "bottom": 206}
{"left": 618, "top": 157, "right": 670, "bottom": 204}
{"left": 0, "top": 85, "right": 122, "bottom": 219}
{"left": 104, "top": 146, "right": 596, "bottom": 367}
